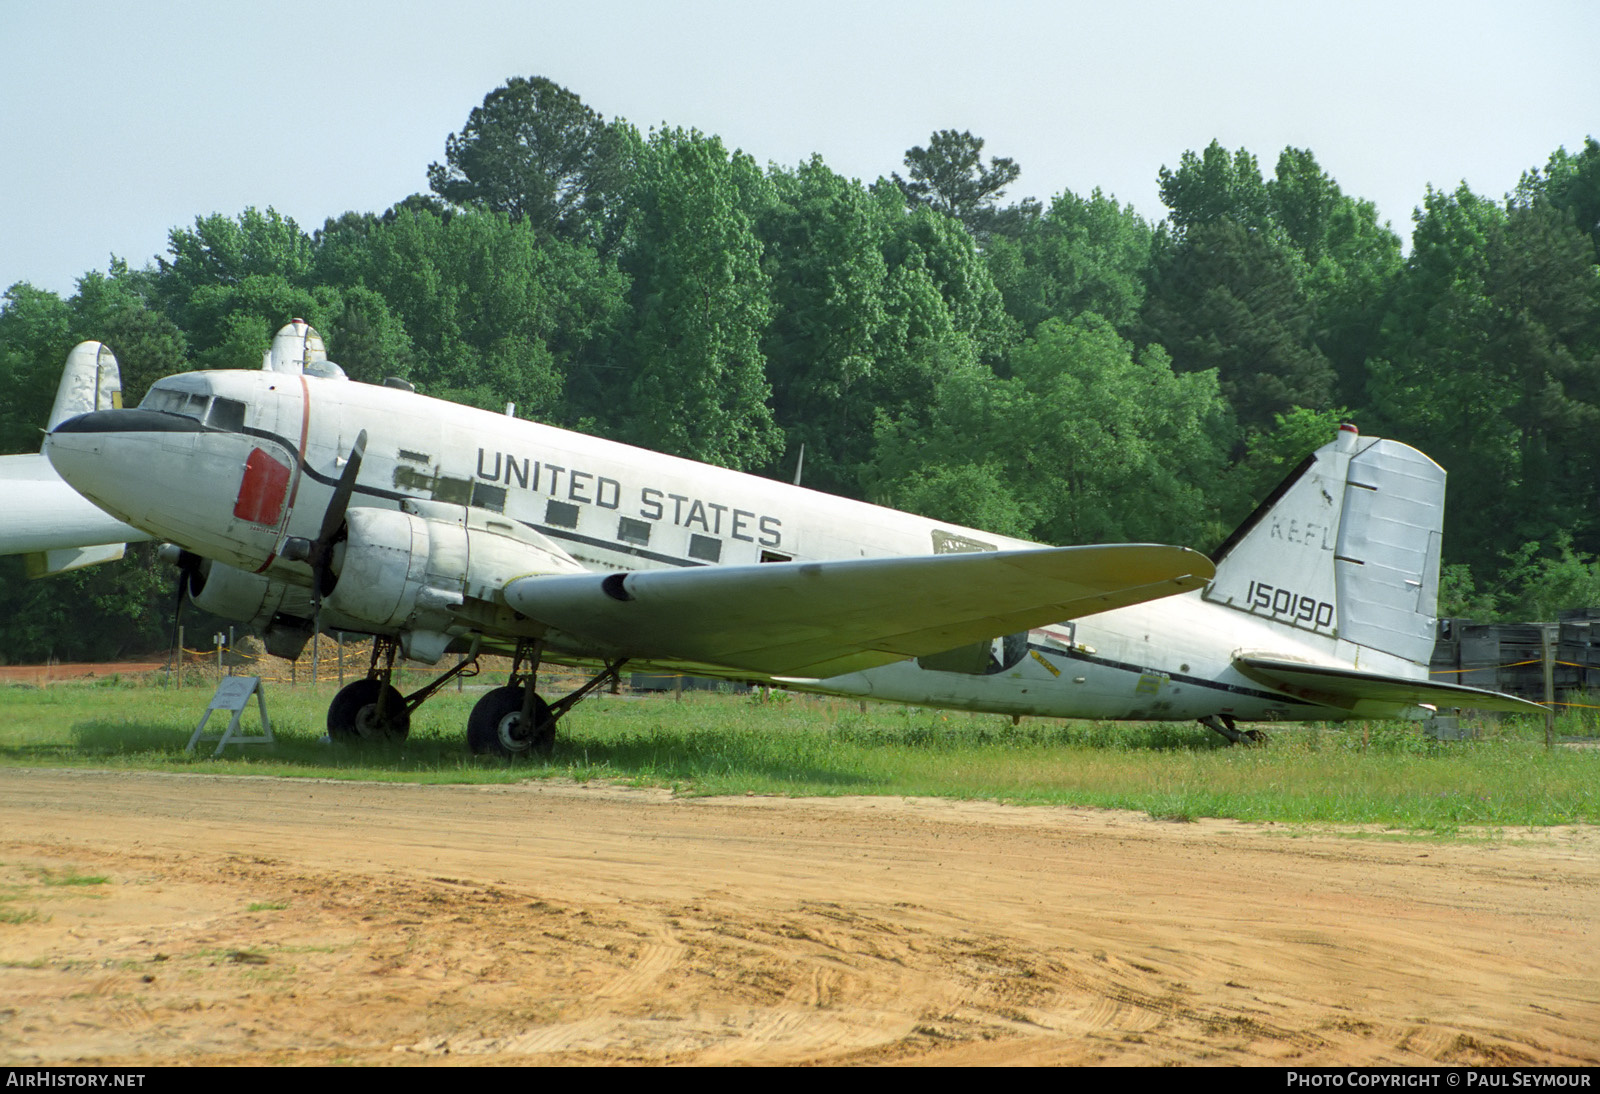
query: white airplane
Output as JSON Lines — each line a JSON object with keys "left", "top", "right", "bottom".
{"left": 0, "top": 341, "right": 151, "bottom": 576}
{"left": 43, "top": 321, "right": 1539, "bottom": 753}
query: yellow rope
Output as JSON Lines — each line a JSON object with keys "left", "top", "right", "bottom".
{"left": 1431, "top": 659, "right": 1591, "bottom": 673}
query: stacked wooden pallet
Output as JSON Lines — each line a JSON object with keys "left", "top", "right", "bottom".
{"left": 1431, "top": 612, "right": 1600, "bottom": 702}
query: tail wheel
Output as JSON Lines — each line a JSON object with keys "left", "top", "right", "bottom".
{"left": 468, "top": 685, "right": 555, "bottom": 758}
{"left": 328, "top": 678, "right": 411, "bottom": 741}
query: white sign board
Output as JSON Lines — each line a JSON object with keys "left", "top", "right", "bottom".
{"left": 187, "top": 676, "right": 274, "bottom": 756}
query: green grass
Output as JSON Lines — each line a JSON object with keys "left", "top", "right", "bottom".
{"left": 0, "top": 678, "right": 1596, "bottom": 832}
{"left": 0, "top": 860, "right": 111, "bottom": 927}
{"left": 27, "top": 867, "right": 109, "bottom": 887}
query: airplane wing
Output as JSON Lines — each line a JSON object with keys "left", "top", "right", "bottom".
{"left": 1232, "top": 656, "right": 1545, "bottom": 716}
{"left": 502, "top": 544, "right": 1214, "bottom": 679}
{"left": 0, "top": 452, "right": 151, "bottom": 576}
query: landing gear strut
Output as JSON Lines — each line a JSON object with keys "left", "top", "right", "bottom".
{"left": 1199, "top": 714, "right": 1267, "bottom": 746}
{"left": 326, "top": 635, "right": 481, "bottom": 742}
{"left": 467, "top": 639, "right": 627, "bottom": 759}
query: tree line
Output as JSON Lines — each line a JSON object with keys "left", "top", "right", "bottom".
{"left": 2, "top": 75, "right": 1598, "bottom": 659}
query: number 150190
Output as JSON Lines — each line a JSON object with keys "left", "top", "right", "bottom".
{"left": 1247, "top": 580, "right": 1335, "bottom": 629}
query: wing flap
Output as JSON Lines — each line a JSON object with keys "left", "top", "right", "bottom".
{"left": 503, "top": 544, "right": 1214, "bottom": 678}
{"left": 1233, "top": 655, "right": 1544, "bottom": 716}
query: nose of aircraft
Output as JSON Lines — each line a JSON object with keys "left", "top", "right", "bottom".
{"left": 46, "top": 408, "right": 207, "bottom": 530}
{"left": 47, "top": 406, "right": 299, "bottom": 575}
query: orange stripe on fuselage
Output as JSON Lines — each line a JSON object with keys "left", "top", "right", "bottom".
{"left": 254, "top": 374, "right": 312, "bottom": 574}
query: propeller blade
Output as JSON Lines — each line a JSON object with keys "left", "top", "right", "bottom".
{"left": 161, "top": 547, "right": 203, "bottom": 671}
{"left": 316, "top": 429, "right": 367, "bottom": 552}
{"left": 308, "top": 430, "right": 368, "bottom": 624}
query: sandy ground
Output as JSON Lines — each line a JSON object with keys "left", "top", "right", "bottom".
{"left": 0, "top": 769, "right": 1595, "bottom": 1067}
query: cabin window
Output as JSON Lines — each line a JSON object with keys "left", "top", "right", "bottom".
{"left": 544, "top": 499, "right": 580, "bottom": 529}
{"left": 917, "top": 632, "right": 1029, "bottom": 675}
{"left": 759, "top": 550, "right": 792, "bottom": 563}
{"left": 688, "top": 534, "right": 722, "bottom": 563}
{"left": 470, "top": 482, "right": 507, "bottom": 513}
{"left": 617, "top": 517, "right": 651, "bottom": 546}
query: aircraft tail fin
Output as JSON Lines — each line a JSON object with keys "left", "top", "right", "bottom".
{"left": 2, "top": 342, "right": 144, "bottom": 578}
{"left": 44, "top": 342, "right": 122, "bottom": 437}
{"left": 1205, "top": 424, "right": 1444, "bottom": 666}
{"left": 262, "top": 319, "right": 346, "bottom": 378}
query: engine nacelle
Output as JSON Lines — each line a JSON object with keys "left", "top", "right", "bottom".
{"left": 183, "top": 559, "right": 319, "bottom": 660}
{"left": 324, "top": 508, "right": 587, "bottom": 662}
{"left": 190, "top": 560, "right": 306, "bottom": 625}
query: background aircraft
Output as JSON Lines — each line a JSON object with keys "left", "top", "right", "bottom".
{"left": 0, "top": 341, "right": 150, "bottom": 577}
{"left": 43, "top": 323, "right": 1539, "bottom": 754}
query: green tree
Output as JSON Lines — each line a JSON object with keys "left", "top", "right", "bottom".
{"left": 1141, "top": 218, "right": 1335, "bottom": 432}
{"left": 0, "top": 284, "right": 73, "bottom": 453}
{"left": 984, "top": 188, "right": 1153, "bottom": 335}
{"left": 756, "top": 158, "right": 894, "bottom": 492}
{"left": 427, "top": 76, "right": 636, "bottom": 250}
{"left": 1367, "top": 183, "right": 1600, "bottom": 579}
{"left": 1213, "top": 406, "right": 1350, "bottom": 533}
{"left": 157, "top": 207, "right": 316, "bottom": 297}
{"left": 150, "top": 208, "right": 331, "bottom": 370}
{"left": 893, "top": 129, "right": 1022, "bottom": 236}
{"left": 1265, "top": 148, "right": 1403, "bottom": 407}
{"left": 1516, "top": 137, "right": 1600, "bottom": 262}
{"left": 1157, "top": 141, "right": 1272, "bottom": 236}
{"left": 0, "top": 544, "right": 171, "bottom": 662}
{"left": 318, "top": 205, "right": 626, "bottom": 420}
{"left": 883, "top": 201, "right": 1016, "bottom": 365}
{"left": 320, "top": 284, "right": 418, "bottom": 386}
{"left": 617, "top": 129, "right": 781, "bottom": 469}
{"left": 873, "top": 315, "right": 1232, "bottom": 546}
{"left": 68, "top": 266, "right": 189, "bottom": 402}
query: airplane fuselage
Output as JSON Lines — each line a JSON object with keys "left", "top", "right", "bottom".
{"left": 47, "top": 367, "right": 1420, "bottom": 725}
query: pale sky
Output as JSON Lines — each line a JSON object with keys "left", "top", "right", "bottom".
{"left": 2, "top": 0, "right": 1596, "bottom": 298}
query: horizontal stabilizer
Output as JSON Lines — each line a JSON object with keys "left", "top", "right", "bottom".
{"left": 25, "top": 543, "right": 127, "bottom": 578}
{"left": 1233, "top": 655, "right": 1545, "bottom": 716}
{"left": 504, "top": 544, "right": 1215, "bottom": 679}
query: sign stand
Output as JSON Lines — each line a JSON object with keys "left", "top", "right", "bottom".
{"left": 187, "top": 676, "right": 274, "bottom": 756}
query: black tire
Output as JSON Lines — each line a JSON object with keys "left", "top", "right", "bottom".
{"left": 467, "top": 685, "right": 555, "bottom": 758}
{"left": 327, "top": 679, "right": 411, "bottom": 741}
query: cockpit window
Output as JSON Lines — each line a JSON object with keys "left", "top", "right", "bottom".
{"left": 207, "top": 397, "right": 246, "bottom": 431}
{"left": 139, "top": 387, "right": 245, "bottom": 431}
{"left": 140, "top": 387, "right": 205, "bottom": 419}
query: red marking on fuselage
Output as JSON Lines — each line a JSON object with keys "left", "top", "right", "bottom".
{"left": 234, "top": 448, "right": 291, "bottom": 524}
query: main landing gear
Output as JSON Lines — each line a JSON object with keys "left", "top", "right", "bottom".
{"left": 467, "top": 639, "right": 627, "bottom": 759}
{"left": 327, "top": 636, "right": 480, "bottom": 741}
{"left": 324, "top": 635, "right": 625, "bottom": 759}
{"left": 1199, "top": 714, "right": 1267, "bottom": 746}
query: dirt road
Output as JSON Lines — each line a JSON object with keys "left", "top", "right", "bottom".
{"left": 0, "top": 769, "right": 1594, "bottom": 1066}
